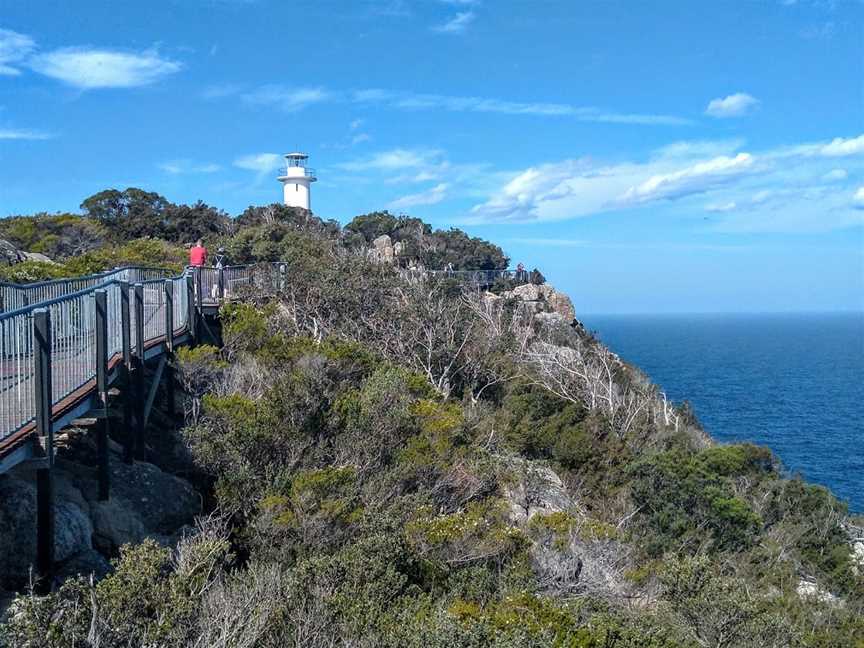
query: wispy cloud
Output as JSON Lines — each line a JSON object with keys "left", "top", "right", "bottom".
{"left": 233, "top": 152, "right": 283, "bottom": 175}
{"left": 0, "top": 28, "right": 35, "bottom": 75}
{"left": 854, "top": 187, "right": 864, "bottom": 209}
{"left": 352, "top": 88, "right": 693, "bottom": 125}
{"left": 29, "top": 46, "right": 182, "bottom": 88}
{"left": 337, "top": 148, "right": 444, "bottom": 172}
{"left": 0, "top": 127, "right": 53, "bottom": 140}
{"left": 705, "top": 201, "right": 737, "bottom": 213}
{"left": 389, "top": 183, "right": 449, "bottom": 209}
{"left": 433, "top": 11, "right": 475, "bottom": 34}
{"left": 705, "top": 92, "right": 760, "bottom": 118}
{"left": 822, "top": 168, "right": 848, "bottom": 181}
{"left": 159, "top": 159, "right": 221, "bottom": 174}
{"left": 241, "top": 85, "right": 330, "bottom": 112}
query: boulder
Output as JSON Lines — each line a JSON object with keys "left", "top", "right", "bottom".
{"left": 546, "top": 290, "right": 575, "bottom": 322}
{"left": 796, "top": 579, "right": 841, "bottom": 605}
{"left": 21, "top": 252, "right": 55, "bottom": 264}
{"left": 503, "top": 461, "right": 574, "bottom": 525}
{"left": 510, "top": 283, "right": 542, "bottom": 302}
{"left": 370, "top": 234, "right": 395, "bottom": 263}
{"left": 73, "top": 460, "right": 202, "bottom": 553}
{"left": 56, "top": 548, "right": 112, "bottom": 582}
{"left": 0, "top": 474, "right": 93, "bottom": 587}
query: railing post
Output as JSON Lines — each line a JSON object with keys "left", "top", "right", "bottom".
{"left": 164, "top": 280, "right": 176, "bottom": 428}
{"left": 120, "top": 281, "right": 134, "bottom": 464}
{"left": 186, "top": 272, "right": 197, "bottom": 346}
{"left": 194, "top": 266, "right": 203, "bottom": 313}
{"left": 218, "top": 266, "right": 225, "bottom": 300}
{"left": 33, "top": 308, "right": 54, "bottom": 593}
{"left": 133, "top": 283, "right": 146, "bottom": 460}
{"left": 94, "top": 289, "right": 110, "bottom": 501}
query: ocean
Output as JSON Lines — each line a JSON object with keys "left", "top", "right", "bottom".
{"left": 581, "top": 313, "right": 864, "bottom": 513}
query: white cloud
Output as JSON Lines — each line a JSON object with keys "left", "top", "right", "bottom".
{"left": 233, "top": 153, "right": 283, "bottom": 174}
{"left": 389, "top": 183, "right": 448, "bottom": 209}
{"left": 159, "top": 159, "right": 221, "bottom": 174}
{"left": 854, "top": 187, "right": 864, "bottom": 209}
{"left": 468, "top": 132, "right": 864, "bottom": 231}
{"left": 818, "top": 134, "right": 864, "bottom": 157}
{"left": 705, "top": 201, "right": 737, "bottom": 213}
{"left": 822, "top": 168, "right": 848, "bottom": 181}
{"left": 202, "top": 83, "right": 241, "bottom": 100}
{"left": 0, "top": 127, "right": 53, "bottom": 140}
{"left": 352, "top": 88, "right": 692, "bottom": 125}
{"left": 705, "top": 92, "right": 760, "bottom": 118}
{"left": 242, "top": 85, "right": 329, "bottom": 112}
{"left": 0, "top": 28, "right": 35, "bottom": 75}
{"left": 433, "top": 11, "right": 475, "bottom": 33}
{"left": 351, "top": 133, "right": 372, "bottom": 145}
{"left": 29, "top": 47, "right": 182, "bottom": 88}
{"left": 619, "top": 153, "right": 756, "bottom": 205}
{"left": 349, "top": 118, "right": 364, "bottom": 130}
{"left": 338, "top": 148, "right": 444, "bottom": 172}
{"left": 752, "top": 190, "right": 773, "bottom": 204}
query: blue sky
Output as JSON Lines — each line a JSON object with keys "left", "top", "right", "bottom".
{"left": 1, "top": 0, "right": 862, "bottom": 313}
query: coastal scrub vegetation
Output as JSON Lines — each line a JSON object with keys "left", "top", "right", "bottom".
{"left": 1, "top": 195, "right": 862, "bottom": 646}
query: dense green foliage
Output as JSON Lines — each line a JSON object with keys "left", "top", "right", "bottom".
{"left": 345, "top": 210, "right": 510, "bottom": 270}
{"left": 1, "top": 198, "right": 862, "bottom": 647}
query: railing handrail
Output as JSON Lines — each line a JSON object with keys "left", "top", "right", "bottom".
{"left": 0, "top": 264, "right": 176, "bottom": 290}
{"left": 0, "top": 269, "right": 189, "bottom": 321}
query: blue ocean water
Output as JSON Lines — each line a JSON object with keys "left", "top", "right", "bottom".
{"left": 581, "top": 313, "right": 864, "bottom": 513}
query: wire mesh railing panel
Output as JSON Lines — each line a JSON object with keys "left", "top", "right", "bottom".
{"left": 48, "top": 293, "right": 96, "bottom": 405}
{"left": 223, "top": 266, "right": 253, "bottom": 298}
{"left": 141, "top": 280, "right": 167, "bottom": 344}
{"left": 0, "top": 311, "right": 36, "bottom": 441}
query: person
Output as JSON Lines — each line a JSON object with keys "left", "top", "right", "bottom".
{"left": 189, "top": 239, "right": 207, "bottom": 267}
{"left": 214, "top": 247, "right": 228, "bottom": 269}
{"left": 516, "top": 262, "right": 526, "bottom": 283}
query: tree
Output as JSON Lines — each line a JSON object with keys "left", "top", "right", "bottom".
{"left": 80, "top": 187, "right": 170, "bottom": 241}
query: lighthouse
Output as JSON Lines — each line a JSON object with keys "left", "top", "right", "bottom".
{"left": 277, "top": 152, "right": 317, "bottom": 210}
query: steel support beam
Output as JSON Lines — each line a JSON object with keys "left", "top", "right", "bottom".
{"left": 33, "top": 308, "right": 54, "bottom": 593}
{"left": 94, "top": 289, "right": 110, "bottom": 501}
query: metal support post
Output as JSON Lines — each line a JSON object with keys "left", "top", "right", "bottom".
{"left": 133, "top": 283, "right": 146, "bottom": 460}
{"left": 33, "top": 308, "right": 54, "bottom": 593}
{"left": 120, "top": 281, "right": 134, "bottom": 464}
{"left": 94, "top": 290, "right": 110, "bottom": 500}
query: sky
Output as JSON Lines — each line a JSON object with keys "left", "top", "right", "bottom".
{"left": 0, "top": 0, "right": 862, "bottom": 314}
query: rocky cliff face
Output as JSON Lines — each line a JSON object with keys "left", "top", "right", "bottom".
{"left": 0, "top": 435, "right": 201, "bottom": 590}
{"left": 0, "top": 239, "right": 54, "bottom": 266}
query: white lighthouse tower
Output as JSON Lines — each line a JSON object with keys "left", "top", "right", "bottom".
{"left": 277, "top": 152, "right": 317, "bottom": 210}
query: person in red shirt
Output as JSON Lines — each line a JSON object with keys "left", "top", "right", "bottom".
{"left": 189, "top": 239, "right": 207, "bottom": 267}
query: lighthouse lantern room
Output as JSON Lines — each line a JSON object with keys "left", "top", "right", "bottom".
{"left": 277, "top": 152, "right": 317, "bottom": 210}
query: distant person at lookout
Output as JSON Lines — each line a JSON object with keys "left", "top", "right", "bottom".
{"left": 189, "top": 239, "right": 207, "bottom": 267}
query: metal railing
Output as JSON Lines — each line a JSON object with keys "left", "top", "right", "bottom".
{"left": 0, "top": 260, "right": 527, "bottom": 450}
{"left": 0, "top": 272, "right": 190, "bottom": 446}
{"left": 276, "top": 167, "right": 316, "bottom": 178}
{"left": 0, "top": 266, "right": 175, "bottom": 314}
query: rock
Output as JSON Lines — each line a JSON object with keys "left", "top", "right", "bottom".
{"left": 21, "top": 252, "right": 55, "bottom": 264}
{"left": 796, "top": 579, "right": 841, "bottom": 605}
{"left": 56, "top": 548, "right": 112, "bottom": 582}
{"left": 503, "top": 460, "right": 574, "bottom": 525}
{"left": 0, "top": 475, "right": 37, "bottom": 586}
{"left": 852, "top": 540, "right": 864, "bottom": 575}
{"left": 546, "top": 290, "right": 575, "bottom": 322}
{"left": 81, "top": 460, "right": 201, "bottom": 553}
{"left": 0, "top": 474, "right": 93, "bottom": 586}
{"left": 510, "top": 283, "right": 542, "bottom": 301}
{"left": 0, "top": 239, "right": 24, "bottom": 266}
{"left": 370, "top": 234, "right": 395, "bottom": 263}
{"left": 54, "top": 501, "right": 93, "bottom": 564}
{"left": 393, "top": 241, "right": 404, "bottom": 256}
